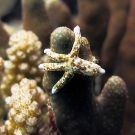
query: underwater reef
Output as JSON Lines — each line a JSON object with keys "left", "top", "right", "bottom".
{"left": 0, "top": 0, "right": 135, "bottom": 135}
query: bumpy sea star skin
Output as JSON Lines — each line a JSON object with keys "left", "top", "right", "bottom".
{"left": 39, "top": 26, "right": 105, "bottom": 94}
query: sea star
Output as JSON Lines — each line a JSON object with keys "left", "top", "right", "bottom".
{"left": 38, "top": 26, "right": 105, "bottom": 94}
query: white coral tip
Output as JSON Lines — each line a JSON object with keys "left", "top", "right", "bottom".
{"left": 99, "top": 67, "right": 105, "bottom": 74}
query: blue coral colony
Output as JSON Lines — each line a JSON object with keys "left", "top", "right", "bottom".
{"left": 38, "top": 26, "right": 105, "bottom": 94}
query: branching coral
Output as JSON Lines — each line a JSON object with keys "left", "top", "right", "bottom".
{"left": 0, "top": 30, "right": 43, "bottom": 97}
{"left": 40, "top": 26, "right": 127, "bottom": 135}
{"left": 0, "top": 0, "right": 134, "bottom": 134}
{"left": 0, "top": 78, "right": 45, "bottom": 135}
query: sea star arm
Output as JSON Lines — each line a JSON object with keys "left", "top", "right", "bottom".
{"left": 70, "top": 26, "right": 82, "bottom": 57}
{"left": 38, "top": 62, "right": 66, "bottom": 71}
{"left": 44, "top": 49, "right": 68, "bottom": 62}
{"left": 52, "top": 71, "right": 74, "bottom": 94}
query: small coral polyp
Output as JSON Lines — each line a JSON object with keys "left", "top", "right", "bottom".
{"left": 39, "top": 26, "right": 105, "bottom": 94}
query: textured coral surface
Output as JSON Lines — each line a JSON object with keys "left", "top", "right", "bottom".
{"left": 0, "top": 78, "right": 43, "bottom": 135}
{"left": 1, "top": 30, "right": 43, "bottom": 97}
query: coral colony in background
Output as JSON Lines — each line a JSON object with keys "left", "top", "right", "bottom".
{"left": 1, "top": 0, "right": 135, "bottom": 135}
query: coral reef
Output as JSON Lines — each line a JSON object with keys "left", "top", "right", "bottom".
{"left": 41, "top": 26, "right": 127, "bottom": 135}
{"left": 0, "top": 0, "right": 135, "bottom": 134}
